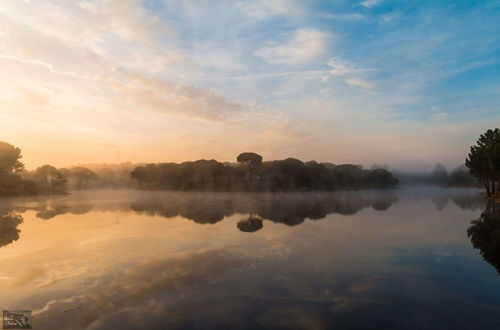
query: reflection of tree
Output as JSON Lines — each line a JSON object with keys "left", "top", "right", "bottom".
{"left": 131, "top": 197, "right": 233, "bottom": 224}
{"left": 237, "top": 214, "right": 263, "bottom": 232}
{"left": 35, "top": 203, "right": 94, "bottom": 220}
{"left": 432, "top": 196, "right": 449, "bottom": 211}
{"left": 36, "top": 206, "right": 70, "bottom": 220}
{"left": 452, "top": 195, "right": 487, "bottom": 211}
{"left": 467, "top": 202, "right": 500, "bottom": 274}
{"left": 130, "top": 193, "right": 398, "bottom": 230}
{"left": 0, "top": 212, "right": 23, "bottom": 248}
{"left": 371, "top": 200, "right": 392, "bottom": 211}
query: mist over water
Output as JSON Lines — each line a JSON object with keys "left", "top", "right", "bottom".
{"left": 0, "top": 187, "right": 498, "bottom": 329}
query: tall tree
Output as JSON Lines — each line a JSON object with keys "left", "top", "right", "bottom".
{"left": 0, "top": 141, "right": 24, "bottom": 175}
{"left": 466, "top": 128, "right": 500, "bottom": 197}
{"left": 236, "top": 152, "right": 263, "bottom": 180}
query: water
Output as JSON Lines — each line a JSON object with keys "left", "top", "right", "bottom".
{"left": 0, "top": 188, "right": 499, "bottom": 330}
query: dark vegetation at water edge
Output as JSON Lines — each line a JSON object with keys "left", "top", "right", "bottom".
{"left": 3, "top": 127, "right": 499, "bottom": 196}
{"left": 0, "top": 141, "right": 137, "bottom": 196}
{"left": 0, "top": 142, "right": 42, "bottom": 196}
{"left": 130, "top": 152, "right": 399, "bottom": 191}
{"left": 394, "top": 164, "right": 478, "bottom": 187}
{"left": 466, "top": 129, "right": 500, "bottom": 200}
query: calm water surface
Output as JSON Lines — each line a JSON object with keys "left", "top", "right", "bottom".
{"left": 1, "top": 188, "right": 499, "bottom": 329}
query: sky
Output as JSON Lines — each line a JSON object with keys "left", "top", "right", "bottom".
{"left": 0, "top": 0, "right": 499, "bottom": 171}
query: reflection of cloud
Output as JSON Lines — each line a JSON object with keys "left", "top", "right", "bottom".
{"left": 33, "top": 249, "right": 242, "bottom": 329}
{"left": 257, "top": 307, "right": 327, "bottom": 329}
{"left": 12, "top": 266, "right": 46, "bottom": 286}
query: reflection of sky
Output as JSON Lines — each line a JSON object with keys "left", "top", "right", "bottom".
{"left": 0, "top": 189, "right": 499, "bottom": 329}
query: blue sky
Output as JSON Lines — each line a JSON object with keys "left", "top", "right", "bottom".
{"left": 0, "top": 0, "right": 498, "bottom": 169}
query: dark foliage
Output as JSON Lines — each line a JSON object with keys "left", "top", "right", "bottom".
{"left": 468, "top": 202, "right": 500, "bottom": 274}
{"left": 0, "top": 141, "right": 40, "bottom": 196}
{"left": 466, "top": 128, "right": 500, "bottom": 197}
{"left": 0, "top": 212, "right": 23, "bottom": 248}
{"left": 130, "top": 154, "right": 399, "bottom": 192}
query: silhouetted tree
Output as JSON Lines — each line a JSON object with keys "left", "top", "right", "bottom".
{"left": 130, "top": 154, "right": 399, "bottom": 192}
{"left": 0, "top": 142, "right": 41, "bottom": 196}
{"left": 237, "top": 152, "right": 263, "bottom": 180}
{"left": 0, "top": 141, "right": 24, "bottom": 175}
{"left": 466, "top": 128, "right": 500, "bottom": 197}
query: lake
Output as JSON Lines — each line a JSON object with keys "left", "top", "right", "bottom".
{"left": 1, "top": 188, "right": 499, "bottom": 329}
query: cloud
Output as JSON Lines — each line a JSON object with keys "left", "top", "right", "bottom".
{"left": 360, "top": 0, "right": 382, "bottom": 8}
{"left": 328, "top": 58, "right": 360, "bottom": 76}
{"left": 320, "top": 13, "right": 365, "bottom": 21}
{"left": 430, "top": 112, "right": 448, "bottom": 121}
{"left": 17, "top": 88, "right": 48, "bottom": 107}
{"left": 110, "top": 73, "right": 244, "bottom": 121}
{"left": 254, "top": 28, "right": 328, "bottom": 65}
{"left": 238, "top": 0, "right": 300, "bottom": 19}
{"left": 327, "top": 58, "right": 374, "bottom": 90}
{"left": 345, "top": 78, "right": 372, "bottom": 89}
{"left": 0, "top": 3, "right": 242, "bottom": 121}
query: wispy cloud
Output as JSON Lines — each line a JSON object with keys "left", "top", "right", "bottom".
{"left": 327, "top": 58, "right": 375, "bottom": 90}
{"left": 345, "top": 78, "right": 372, "bottom": 89}
{"left": 254, "top": 28, "right": 328, "bottom": 65}
{"left": 237, "top": 0, "right": 301, "bottom": 19}
{"left": 359, "top": 0, "right": 382, "bottom": 8}
{"left": 0, "top": 1, "right": 242, "bottom": 122}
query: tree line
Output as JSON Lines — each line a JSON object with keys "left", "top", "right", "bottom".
{"left": 130, "top": 152, "right": 399, "bottom": 192}
{"left": 3, "top": 129, "right": 499, "bottom": 197}
{"left": 0, "top": 141, "right": 135, "bottom": 196}
{"left": 395, "top": 163, "right": 477, "bottom": 187}
{"left": 1, "top": 142, "right": 399, "bottom": 195}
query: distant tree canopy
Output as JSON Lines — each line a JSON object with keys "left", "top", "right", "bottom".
{"left": 67, "top": 167, "right": 99, "bottom": 189}
{"left": 466, "top": 128, "right": 500, "bottom": 198}
{"left": 0, "top": 140, "right": 118, "bottom": 196}
{"left": 130, "top": 153, "right": 399, "bottom": 192}
{"left": 35, "top": 165, "right": 67, "bottom": 189}
{"left": 394, "top": 163, "right": 477, "bottom": 187}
